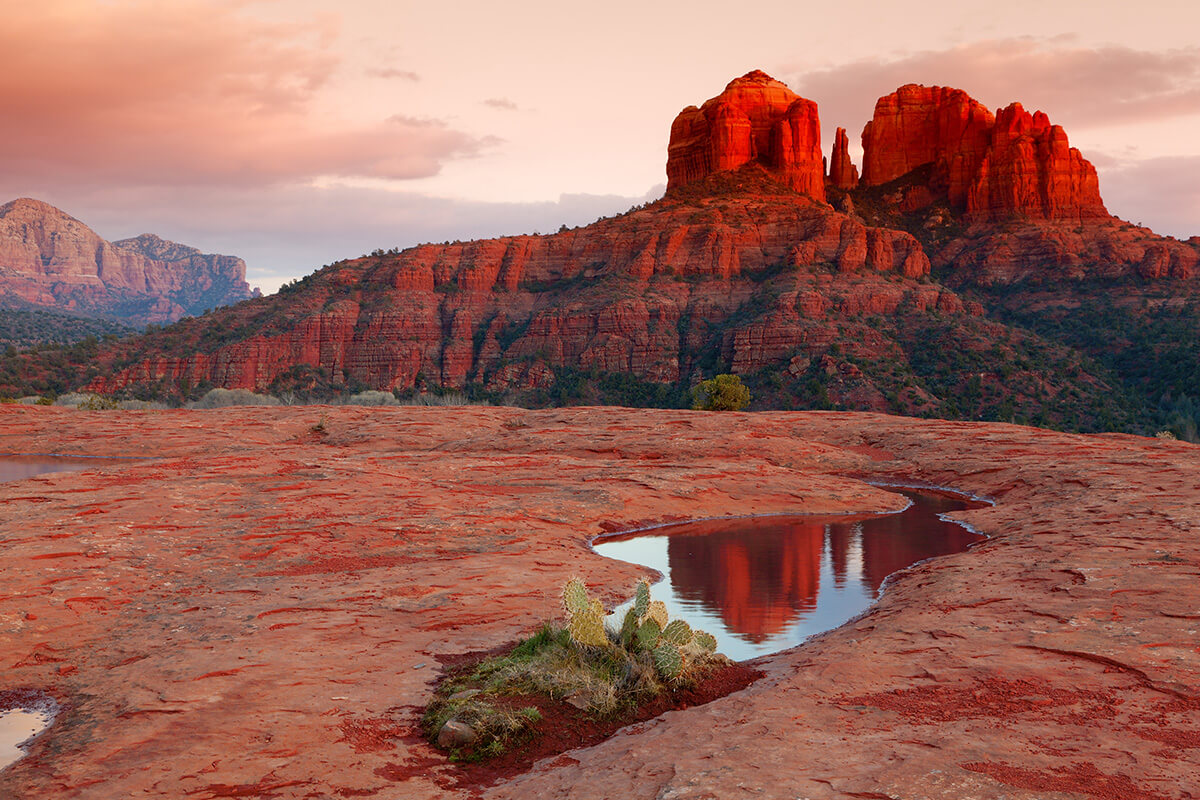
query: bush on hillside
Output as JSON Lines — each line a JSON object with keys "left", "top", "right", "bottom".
{"left": 691, "top": 374, "right": 751, "bottom": 411}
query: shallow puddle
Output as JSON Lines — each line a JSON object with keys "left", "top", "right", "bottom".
{"left": 0, "top": 696, "right": 57, "bottom": 772}
{"left": 0, "top": 455, "right": 125, "bottom": 483}
{"left": 594, "top": 488, "right": 985, "bottom": 660}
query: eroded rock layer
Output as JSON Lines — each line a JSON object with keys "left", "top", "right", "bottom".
{"left": 0, "top": 198, "right": 257, "bottom": 325}
{"left": 1, "top": 406, "right": 1196, "bottom": 799}
{"left": 87, "top": 188, "right": 935, "bottom": 395}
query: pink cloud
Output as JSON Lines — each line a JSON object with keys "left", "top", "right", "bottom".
{"left": 1099, "top": 156, "right": 1200, "bottom": 240}
{"left": 483, "top": 98, "right": 520, "bottom": 111}
{"left": 783, "top": 38, "right": 1200, "bottom": 143}
{"left": 0, "top": 0, "right": 485, "bottom": 187}
{"left": 369, "top": 68, "right": 421, "bottom": 81}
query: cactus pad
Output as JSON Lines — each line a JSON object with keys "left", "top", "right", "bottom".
{"left": 661, "top": 618, "right": 693, "bottom": 645}
{"left": 563, "top": 578, "right": 590, "bottom": 616}
{"left": 619, "top": 607, "right": 639, "bottom": 646}
{"left": 693, "top": 630, "right": 718, "bottom": 652}
{"left": 633, "top": 580, "right": 651, "bottom": 618}
{"left": 646, "top": 600, "right": 669, "bottom": 630}
{"left": 652, "top": 642, "right": 684, "bottom": 679}
{"left": 590, "top": 597, "right": 604, "bottom": 616}
{"left": 635, "top": 618, "right": 662, "bottom": 650}
{"left": 568, "top": 608, "right": 608, "bottom": 647}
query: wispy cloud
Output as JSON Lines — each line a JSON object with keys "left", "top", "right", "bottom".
{"left": 785, "top": 38, "right": 1200, "bottom": 138}
{"left": 483, "top": 97, "right": 520, "bottom": 111}
{"left": 369, "top": 68, "right": 421, "bottom": 81}
{"left": 0, "top": 0, "right": 484, "bottom": 188}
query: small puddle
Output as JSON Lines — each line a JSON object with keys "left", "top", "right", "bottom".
{"left": 1, "top": 456, "right": 120, "bottom": 770}
{"left": 0, "top": 454, "right": 127, "bottom": 483}
{"left": 0, "top": 692, "right": 58, "bottom": 772}
{"left": 594, "top": 488, "right": 986, "bottom": 660}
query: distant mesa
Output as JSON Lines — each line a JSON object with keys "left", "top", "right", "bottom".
{"left": 0, "top": 198, "right": 258, "bottom": 327}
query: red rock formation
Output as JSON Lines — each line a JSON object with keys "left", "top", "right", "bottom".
{"left": 860, "top": 84, "right": 994, "bottom": 207}
{"left": 828, "top": 127, "right": 859, "bottom": 189}
{"left": 859, "top": 85, "right": 1107, "bottom": 222}
{"left": 937, "top": 218, "right": 1200, "bottom": 284}
{"left": 70, "top": 71, "right": 1200, "bottom": 401}
{"left": 0, "top": 198, "right": 257, "bottom": 325}
{"left": 666, "top": 71, "right": 825, "bottom": 200}
{"left": 966, "top": 103, "right": 1108, "bottom": 222}
{"left": 87, "top": 191, "right": 939, "bottom": 396}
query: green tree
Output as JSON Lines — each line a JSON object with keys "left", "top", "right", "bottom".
{"left": 692, "top": 374, "right": 751, "bottom": 411}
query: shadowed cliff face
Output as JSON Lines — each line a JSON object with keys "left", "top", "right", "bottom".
{"left": 0, "top": 198, "right": 257, "bottom": 325}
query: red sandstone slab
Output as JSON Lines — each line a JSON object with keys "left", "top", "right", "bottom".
{"left": 0, "top": 406, "right": 1197, "bottom": 799}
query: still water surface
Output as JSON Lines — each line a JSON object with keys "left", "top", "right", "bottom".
{"left": 0, "top": 455, "right": 120, "bottom": 483}
{"left": 594, "top": 489, "right": 985, "bottom": 660}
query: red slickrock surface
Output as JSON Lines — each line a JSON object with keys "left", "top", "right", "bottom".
{"left": 0, "top": 199, "right": 256, "bottom": 324}
{"left": 1, "top": 406, "right": 1198, "bottom": 799}
{"left": 827, "top": 127, "right": 859, "bottom": 190}
{"left": 666, "top": 71, "right": 825, "bottom": 200}
{"left": 87, "top": 186, "right": 935, "bottom": 395}
{"left": 860, "top": 85, "right": 1107, "bottom": 222}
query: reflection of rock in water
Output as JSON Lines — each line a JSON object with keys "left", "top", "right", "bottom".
{"left": 668, "top": 519, "right": 824, "bottom": 642}
{"left": 665, "top": 492, "right": 984, "bottom": 643}
{"left": 857, "top": 493, "right": 982, "bottom": 592}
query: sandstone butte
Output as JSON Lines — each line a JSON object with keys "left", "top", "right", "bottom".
{"left": 82, "top": 72, "right": 1200, "bottom": 399}
{"left": 0, "top": 198, "right": 258, "bottom": 325}
{"left": 860, "top": 84, "right": 1107, "bottom": 223}
{"left": 0, "top": 404, "right": 1197, "bottom": 799}
{"left": 666, "top": 70, "right": 826, "bottom": 201}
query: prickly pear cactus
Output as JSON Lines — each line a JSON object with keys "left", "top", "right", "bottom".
{"left": 646, "top": 600, "right": 669, "bottom": 630}
{"left": 661, "top": 618, "right": 693, "bottom": 646}
{"left": 589, "top": 597, "right": 604, "bottom": 616}
{"left": 563, "top": 578, "right": 590, "bottom": 616}
{"left": 568, "top": 607, "right": 608, "bottom": 647}
{"left": 619, "top": 607, "right": 639, "bottom": 646}
{"left": 635, "top": 618, "right": 662, "bottom": 651}
{"left": 693, "top": 630, "right": 718, "bottom": 652}
{"left": 633, "top": 580, "right": 651, "bottom": 618}
{"left": 652, "top": 642, "right": 684, "bottom": 679}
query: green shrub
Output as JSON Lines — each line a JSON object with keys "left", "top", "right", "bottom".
{"left": 187, "top": 388, "right": 281, "bottom": 408}
{"left": 691, "top": 374, "right": 751, "bottom": 411}
{"left": 78, "top": 394, "right": 119, "bottom": 410}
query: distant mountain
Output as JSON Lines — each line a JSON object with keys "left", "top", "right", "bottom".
{"left": 40, "top": 71, "right": 1200, "bottom": 436}
{"left": 0, "top": 198, "right": 258, "bottom": 326}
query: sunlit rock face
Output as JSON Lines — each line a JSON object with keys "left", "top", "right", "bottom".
{"left": 860, "top": 84, "right": 1107, "bottom": 223}
{"left": 666, "top": 70, "right": 826, "bottom": 201}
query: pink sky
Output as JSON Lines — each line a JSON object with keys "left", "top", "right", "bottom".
{"left": 3, "top": 0, "right": 1199, "bottom": 292}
